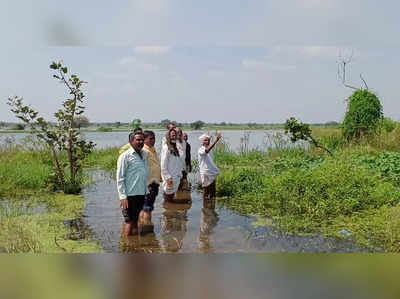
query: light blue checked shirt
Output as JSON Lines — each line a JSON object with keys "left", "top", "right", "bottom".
{"left": 116, "top": 147, "right": 149, "bottom": 200}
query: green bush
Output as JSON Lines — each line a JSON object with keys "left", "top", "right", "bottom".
{"left": 96, "top": 126, "right": 112, "bottom": 132}
{"left": 380, "top": 117, "right": 397, "bottom": 133}
{"left": 342, "top": 90, "right": 383, "bottom": 140}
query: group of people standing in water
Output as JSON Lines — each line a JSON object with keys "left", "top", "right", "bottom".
{"left": 116, "top": 122, "right": 222, "bottom": 237}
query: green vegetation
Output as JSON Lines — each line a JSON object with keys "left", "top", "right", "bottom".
{"left": 215, "top": 128, "right": 400, "bottom": 252}
{"left": 285, "top": 117, "right": 333, "bottom": 156}
{"left": 131, "top": 118, "right": 142, "bottom": 129}
{"left": 0, "top": 143, "right": 102, "bottom": 253}
{"left": 7, "top": 61, "right": 95, "bottom": 194}
{"left": 86, "top": 147, "right": 119, "bottom": 173}
{"left": 342, "top": 89, "right": 383, "bottom": 140}
{"left": 96, "top": 126, "right": 113, "bottom": 132}
{"left": 0, "top": 194, "right": 102, "bottom": 253}
{"left": 380, "top": 117, "right": 397, "bottom": 133}
{"left": 191, "top": 120, "right": 205, "bottom": 130}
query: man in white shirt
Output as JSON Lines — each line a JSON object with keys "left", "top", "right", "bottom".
{"left": 161, "top": 129, "right": 183, "bottom": 202}
{"left": 198, "top": 133, "right": 222, "bottom": 201}
{"left": 116, "top": 131, "right": 149, "bottom": 237}
{"left": 175, "top": 127, "right": 189, "bottom": 190}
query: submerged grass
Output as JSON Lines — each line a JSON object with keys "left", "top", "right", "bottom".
{"left": 215, "top": 129, "right": 400, "bottom": 252}
{"left": 0, "top": 142, "right": 103, "bottom": 253}
{"left": 0, "top": 194, "right": 102, "bottom": 253}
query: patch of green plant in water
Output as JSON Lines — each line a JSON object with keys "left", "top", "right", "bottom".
{"left": 251, "top": 215, "right": 274, "bottom": 228}
{"left": 0, "top": 194, "right": 103, "bottom": 253}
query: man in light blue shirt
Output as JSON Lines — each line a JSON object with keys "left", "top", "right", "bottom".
{"left": 117, "top": 131, "right": 150, "bottom": 237}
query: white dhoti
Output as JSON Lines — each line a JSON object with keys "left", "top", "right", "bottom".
{"left": 198, "top": 145, "right": 220, "bottom": 188}
{"left": 162, "top": 176, "right": 181, "bottom": 194}
{"left": 200, "top": 173, "right": 217, "bottom": 187}
{"left": 161, "top": 144, "right": 184, "bottom": 195}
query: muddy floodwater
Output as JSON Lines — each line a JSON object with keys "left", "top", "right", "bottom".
{"left": 82, "top": 171, "right": 367, "bottom": 253}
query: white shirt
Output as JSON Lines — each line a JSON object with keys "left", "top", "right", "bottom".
{"left": 198, "top": 146, "right": 219, "bottom": 177}
{"left": 160, "top": 144, "right": 184, "bottom": 181}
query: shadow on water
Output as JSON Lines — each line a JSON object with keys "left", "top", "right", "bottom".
{"left": 82, "top": 170, "right": 369, "bottom": 253}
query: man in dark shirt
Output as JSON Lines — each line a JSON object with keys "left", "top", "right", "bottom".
{"left": 182, "top": 133, "right": 192, "bottom": 192}
{"left": 183, "top": 133, "right": 192, "bottom": 173}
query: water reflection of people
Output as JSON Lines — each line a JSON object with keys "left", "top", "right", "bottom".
{"left": 119, "top": 230, "right": 162, "bottom": 253}
{"left": 198, "top": 199, "right": 219, "bottom": 253}
{"left": 159, "top": 200, "right": 191, "bottom": 253}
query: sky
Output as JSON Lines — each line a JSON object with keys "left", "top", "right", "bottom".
{"left": 1, "top": 0, "right": 399, "bottom": 123}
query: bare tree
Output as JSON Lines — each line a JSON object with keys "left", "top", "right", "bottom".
{"left": 337, "top": 50, "right": 368, "bottom": 90}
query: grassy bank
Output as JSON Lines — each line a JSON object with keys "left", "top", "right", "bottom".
{"left": 215, "top": 128, "right": 400, "bottom": 252}
{"left": 0, "top": 143, "right": 102, "bottom": 253}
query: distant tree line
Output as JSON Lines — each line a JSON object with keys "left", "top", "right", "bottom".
{"left": 0, "top": 119, "right": 357, "bottom": 130}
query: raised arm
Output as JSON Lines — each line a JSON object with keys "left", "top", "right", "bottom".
{"left": 205, "top": 133, "right": 222, "bottom": 154}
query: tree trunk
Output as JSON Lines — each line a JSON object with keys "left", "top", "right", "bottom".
{"left": 50, "top": 144, "right": 65, "bottom": 190}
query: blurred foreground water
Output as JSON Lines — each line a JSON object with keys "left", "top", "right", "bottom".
{"left": 1, "top": 255, "right": 399, "bottom": 299}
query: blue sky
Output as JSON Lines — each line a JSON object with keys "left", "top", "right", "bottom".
{"left": 1, "top": 1, "right": 399, "bottom": 123}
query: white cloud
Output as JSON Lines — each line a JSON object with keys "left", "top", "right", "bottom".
{"left": 134, "top": 46, "right": 171, "bottom": 55}
{"left": 119, "top": 56, "right": 160, "bottom": 72}
{"left": 242, "top": 58, "right": 296, "bottom": 71}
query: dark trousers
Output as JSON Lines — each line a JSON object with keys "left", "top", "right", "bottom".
{"left": 122, "top": 196, "right": 145, "bottom": 223}
{"left": 143, "top": 183, "right": 159, "bottom": 212}
{"left": 203, "top": 180, "right": 216, "bottom": 200}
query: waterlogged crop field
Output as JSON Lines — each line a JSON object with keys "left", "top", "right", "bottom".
{"left": 1, "top": 127, "right": 400, "bottom": 252}
{"left": 215, "top": 128, "right": 400, "bottom": 252}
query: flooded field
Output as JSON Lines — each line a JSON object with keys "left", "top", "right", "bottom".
{"left": 82, "top": 171, "right": 367, "bottom": 253}
{"left": 0, "top": 130, "right": 289, "bottom": 154}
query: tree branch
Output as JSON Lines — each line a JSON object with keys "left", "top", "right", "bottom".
{"left": 360, "top": 73, "right": 368, "bottom": 90}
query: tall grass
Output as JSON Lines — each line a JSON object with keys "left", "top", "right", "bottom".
{"left": 0, "top": 143, "right": 53, "bottom": 197}
{"left": 86, "top": 147, "right": 119, "bottom": 173}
